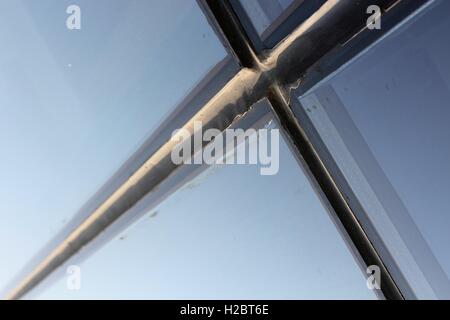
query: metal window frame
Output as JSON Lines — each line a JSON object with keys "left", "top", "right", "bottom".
{"left": 22, "top": 97, "right": 275, "bottom": 299}
{"left": 291, "top": 0, "right": 445, "bottom": 300}
{"left": 5, "top": 0, "right": 428, "bottom": 300}
{"left": 229, "top": 0, "right": 327, "bottom": 52}
{"left": 291, "top": 0, "right": 449, "bottom": 299}
{"left": 2, "top": 55, "right": 241, "bottom": 299}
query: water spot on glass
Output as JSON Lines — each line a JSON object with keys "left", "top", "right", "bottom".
{"left": 148, "top": 210, "right": 158, "bottom": 218}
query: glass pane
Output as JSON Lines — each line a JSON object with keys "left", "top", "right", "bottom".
{"left": 0, "top": 0, "right": 226, "bottom": 292}
{"left": 33, "top": 117, "right": 376, "bottom": 299}
{"left": 239, "top": 0, "right": 295, "bottom": 35}
{"left": 297, "top": 0, "right": 450, "bottom": 299}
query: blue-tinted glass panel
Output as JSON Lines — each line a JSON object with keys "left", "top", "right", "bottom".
{"left": 297, "top": 0, "right": 450, "bottom": 299}
{"left": 239, "top": 0, "right": 295, "bottom": 35}
{"left": 0, "top": 0, "right": 226, "bottom": 292}
{"left": 33, "top": 118, "right": 376, "bottom": 299}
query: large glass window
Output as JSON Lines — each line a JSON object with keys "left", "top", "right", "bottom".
{"left": 0, "top": 0, "right": 227, "bottom": 292}
{"left": 296, "top": 0, "right": 450, "bottom": 299}
{"left": 6, "top": 0, "right": 443, "bottom": 301}
{"left": 31, "top": 114, "right": 376, "bottom": 299}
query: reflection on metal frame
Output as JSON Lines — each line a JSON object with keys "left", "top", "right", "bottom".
{"left": 3, "top": 55, "right": 242, "bottom": 299}
{"left": 295, "top": 0, "right": 430, "bottom": 96}
{"left": 7, "top": 0, "right": 413, "bottom": 299}
{"left": 1, "top": 55, "right": 240, "bottom": 300}
{"left": 25, "top": 98, "right": 274, "bottom": 299}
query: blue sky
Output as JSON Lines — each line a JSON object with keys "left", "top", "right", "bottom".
{"left": 32, "top": 121, "right": 374, "bottom": 299}
{"left": 299, "top": 0, "right": 450, "bottom": 298}
{"left": 0, "top": 0, "right": 225, "bottom": 293}
{"left": 0, "top": 0, "right": 382, "bottom": 299}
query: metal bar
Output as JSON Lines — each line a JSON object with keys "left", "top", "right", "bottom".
{"left": 7, "top": 0, "right": 406, "bottom": 299}
{"left": 228, "top": 0, "right": 266, "bottom": 52}
{"left": 204, "top": 0, "right": 403, "bottom": 299}
{"left": 266, "top": 84, "right": 403, "bottom": 300}
{"left": 6, "top": 68, "right": 269, "bottom": 300}
{"left": 1, "top": 55, "right": 240, "bottom": 298}
{"left": 261, "top": 0, "right": 326, "bottom": 47}
{"left": 204, "top": 0, "right": 260, "bottom": 69}
{"left": 265, "top": 0, "right": 397, "bottom": 86}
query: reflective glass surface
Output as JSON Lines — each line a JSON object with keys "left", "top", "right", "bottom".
{"left": 238, "top": 0, "right": 295, "bottom": 35}
{"left": 33, "top": 117, "right": 376, "bottom": 299}
{"left": 297, "top": 0, "right": 450, "bottom": 299}
{"left": 0, "top": 0, "right": 226, "bottom": 292}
